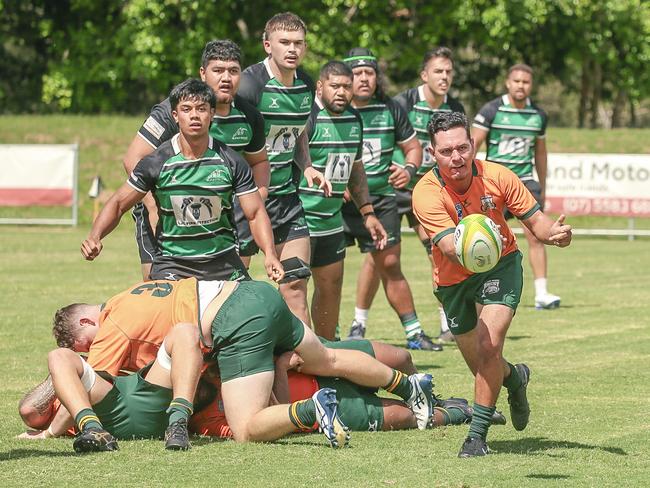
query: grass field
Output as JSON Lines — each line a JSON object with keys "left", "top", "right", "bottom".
{"left": 1, "top": 222, "right": 649, "bottom": 487}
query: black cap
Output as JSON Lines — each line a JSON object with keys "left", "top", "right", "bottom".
{"left": 343, "top": 47, "right": 378, "bottom": 72}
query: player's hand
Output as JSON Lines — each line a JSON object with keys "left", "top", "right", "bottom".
{"left": 388, "top": 164, "right": 411, "bottom": 189}
{"left": 264, "top": 255, "right": 285, "bottom": 283}
{"left": 81, "top": 236, "right": 103, "bottom": 260}
{"left": 364, "top": 214, "right": 388, "bottom": 250}
{"left": 304, "top": 167, "right": 332, "bottom": 197}
{"left": 343, "top": 189, "right": 352, "bottom": 203}
{"left": 17, "top": 429, "right": 51, "bottom": 440}
{"left": 548, "top": 214, "right": 572, "bottom": 247}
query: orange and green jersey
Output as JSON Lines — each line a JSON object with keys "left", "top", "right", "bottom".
{"left": 412, "top": 160, "right": 539, "bottom": 287}
{"left": 87, "top": 278, "right": 199, "bottom": 375}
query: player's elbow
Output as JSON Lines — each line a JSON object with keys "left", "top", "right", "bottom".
{"left": 18, "top": 400, "right": 52, "bottom": 429}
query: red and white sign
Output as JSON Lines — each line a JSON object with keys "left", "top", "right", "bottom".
{"left": 0, "top": 144, "right": 77, "bottom": 206}
{"left": 545, "top": 153, "right": 650, "bottom": 217}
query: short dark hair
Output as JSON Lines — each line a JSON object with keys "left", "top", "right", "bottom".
{"left": 169, "top": 78, "right": 216, "bottom": 110}
{"left": 320, "top": 61, "right": 353, "bottom": 81}
{"left": 52, "top": 303, "right": 87, "bottom": 348}
{"left": 508, "top": 63, "right": 534, "bottom": 77}
{"left": 201, "top": 39, "right": 242, "bottom": 68}
{"left": 427, "top": 112, "right": 471, "bottom": 146}
{"left": 263, "top": 12, "right": 307, "bottom": 41}
{"left": 421, "top": 46, "right": 454, "bottom": 71}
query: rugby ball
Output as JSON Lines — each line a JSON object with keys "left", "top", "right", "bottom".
{"left": 454, "top": 214, "right": 503, "bottom": 273}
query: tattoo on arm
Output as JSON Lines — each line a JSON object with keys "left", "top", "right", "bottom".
{"left": 293, "top": 131, "right": 312, "bottom": 170}
{"left": 348, "top": 160, "right": 371, "bottom": 209}
{"left": 19, "top": 376, "right": 56, "bottom": 415}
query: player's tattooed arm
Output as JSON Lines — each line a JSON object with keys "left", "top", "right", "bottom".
{"left": 347, "top": 160, "right": 371, "bottom": 209}
{"left": 18, "top": 376, "right": 56, "bottom": 428}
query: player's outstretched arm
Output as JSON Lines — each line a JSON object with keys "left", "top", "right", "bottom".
{"left": 523, "top": 211, "right": 572, "bottom": 247}
{"left": 81, "top": 182, "right": 145, "bottom": 260}
{"left": 239, "top": 191, "right": 284, "bottom": 282}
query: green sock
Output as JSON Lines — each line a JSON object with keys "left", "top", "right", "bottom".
{"left": 288, "top": 398, "right": 316, "bottom": 430}
{"left": 468, "top": 403, "right": 495, "bottom": 440}
{"left": 335, "top": 323, "right": 340, "bottom": 341}
{"left": 502, "top": 362, "right": 522, "bottom": 392}
{"left": 435, "top": 406, "right": 469, "bottom": 426}
{"left": 75, "top": 408, "right": 102, "bottom": 431}
{"left": 399, "top": 312, "right": 423, "bottom": 339}
{"left": 384, "top": 370, "right": 413, "bottom": 401}
{"left": 167, "top": 397, "right": 194, "bottom": 425}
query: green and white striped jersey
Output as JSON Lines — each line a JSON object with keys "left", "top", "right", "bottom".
{"left": 354, "top": 96, "right": 415, "bottom": 196}
{"left": 473, "top": 94, "right": 547, "bottom": 180}
{"left": 299, "top": 99, "right": 363, "bottom": 236}
{"left": 239, "top": 58, "right": 315, "bottom": 196}
{"left": 392, "top": 86, "right": 465, "bottom": 189}
{"left": 128, "top": 134, "right": 257, "bottom": 259}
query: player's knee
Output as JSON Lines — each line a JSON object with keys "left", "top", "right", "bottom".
{"left": 47, "top": 347, "right": 75, "bottom": 370}
{"left": 395, "top": 349, "right": 416, "bottom": 374}
{"left": 477, "top": 339, "right": 502, "bottom": 364}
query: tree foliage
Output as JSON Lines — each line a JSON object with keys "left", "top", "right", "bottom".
{"left": 1, "top": 0, "right": 648, "bottom": 126}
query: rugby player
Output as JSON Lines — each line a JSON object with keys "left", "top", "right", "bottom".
{"left": 82, "top": 79, "right": 284, "bottom": 283}
{"left": 341, "top": 48, "right": 439, "bottom": 351}
{"left": 412, "top": 112, "right": 572, "bottom": 457}
{"left": 238, "top": 12, "right": 331, "bottom": 325}
{"left": 122, "top": 39, "right": 270, "bottom": 281}
{"left": 472, "top": 64, "right": 560, "bottom": 310}
{"left": 299, "top": 60, "right": 387, "bottom": 339}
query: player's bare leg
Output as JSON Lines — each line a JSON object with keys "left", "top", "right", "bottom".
{"left": 276, "top": 236, "right": 311, "bottom": 326}
{"left": 369, "top": 341, "right": 417, "bottom": 374}
{"left": 311, "top": 260, "right": 344, "bottom": 340}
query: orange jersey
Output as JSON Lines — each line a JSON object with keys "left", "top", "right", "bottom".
{"left": 189, "top": 371, "right": 319, "bottom": 437}
{"left": 87, "top": 279, "right": 199, "bottom": 375}
{"left": 413, "top": 160, "right": 539, "bottom": 286}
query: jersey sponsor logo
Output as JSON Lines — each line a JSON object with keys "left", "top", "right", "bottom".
{"left": 482, "top": 279, "right": 500, "bottom": 296}
{"left": 170, "top": 175, "right": 179, "bottom": 184}
{"left": 322, "top": 127, "right": 332, "bottom": 138}
{"left": 498, "top": 134, "right": 532, "bottom": 157}
{"left": 232, "top": 126, "right": 249, "bottom": 141}
{"left": 324, "top": 152, "right": 353, "bottom": 184}
{"left": 480, "top": 195, "right": 497, "bottom": 212}
{"left": 501, "top": 115, "right": 511, "bottom": 123}
{"left": 171, "top": 194, "right": 223, "bottom": 227}
{"left": 448, "top": 316, "right": 459, "bottom": 329}
{"left": 349, "top": 125, "right": 360, "bottom": 137}
{"left": 299, "top": 95, "right": 311, "bottom": 109}
{"left": 268, "top": 97, "right": 280, "bottom": 109}
{"left": 526, "top": 116, "right": 539, "bottom": 126}
{"left": 455, "top": 202, "right": 463, "bottom": 219}
{"left": 362, "top": 138, "right": 382, "bottom": 165}
{"left": 206, "top": 167, "right": 229, "bottom": 183}
{"left": 266, "top": 125, "right": 302, "bottom": 154}
{"left": 143, "top": 116, "right": 165, "bottom": 140}
{"left": 370, "top": 113, "right": 389, "bottom": 126}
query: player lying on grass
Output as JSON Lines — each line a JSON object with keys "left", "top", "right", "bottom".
{"left": 191, "top": 346, "right": 506, "bottom": 437}
{"left": 19, "top": 277, "right": 437, "bottom": 448}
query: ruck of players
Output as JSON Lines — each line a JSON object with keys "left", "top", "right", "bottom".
{"left": 18, "top": 11, "right": 572, "bottom": 459}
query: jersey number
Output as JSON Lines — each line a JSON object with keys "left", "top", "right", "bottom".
{"left": 130, "top": 282, "right": 173, "bottom": 298}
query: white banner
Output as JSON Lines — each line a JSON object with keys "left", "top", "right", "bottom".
{"left": 545, "top": 153, "right": 650, "bottom": 217}
{"left": 0, "top": 144, "right": 77, "bottom": 206}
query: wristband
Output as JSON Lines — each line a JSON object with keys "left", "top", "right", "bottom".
{"left": 362, "top": 211, "right": 376, "bottom": 219}
{"left": 358, "top": 202, "right": 372, "bottom": 211}
{"left": 405, "top": 164, "right": 418, "bottom": 179}
{"left": 46, "top": 425, "right": 55, "bottom": 438}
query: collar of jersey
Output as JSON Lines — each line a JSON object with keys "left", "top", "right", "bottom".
{"left": 171, "top": 133, "right": 214, "bottom": 157}
{"left": 418, "top": 85, "right": 447, "bottom": 105}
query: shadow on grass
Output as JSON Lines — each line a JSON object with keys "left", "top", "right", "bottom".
{"left": 505, "top": 335, "right": 532, "bottom": 341}
{"left": 527, "top": 474, "right": 571, "bottom": 480}
{"left": 490, "top": 437, "right": 627, "bottom": 456}
{"left": 410, "top": 364, "right": 443, "bottom": 371}
{"left": 0, "top": 449, "right": 78, "bottom": 462}
{"left": 191, "top": 436, "right": 231, "bottom": 447}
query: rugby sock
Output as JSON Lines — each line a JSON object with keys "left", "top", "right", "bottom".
{"left": 399, "top": 312, "right": 423, "bottom": 339}
{"left": 502, "top": 362, "right": 523, "bottom": 392}
{"left": 468, "top": 403, "right": 495, "bottom": 440}
{"left": 335, "top": 323, "right": 341, "bottom": 341}
{"left": 167, "top": 397, "right": 194, "bottom": 425}
{"left": 439, "top": 306, "right": 450, "bottom": 333}
{"left": 383, "top": 370, "right": 412, "bottom": 401}
{"left": 75, "top": 408, "right": 102, "bottom": 431}
{"left": 354, "top": 307, "right": 369, "bottom": 326}
{"left": 534, "top": 278, "right": 548, "bottom": 297}
{"left": 434, "top": 406, "right": 468, "bottom": 426}
{"left": 288, "top": 399, "right": 316, "bottom": 430}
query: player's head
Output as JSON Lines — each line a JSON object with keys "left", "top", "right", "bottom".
{"left": 420, "top": 46, "right": 454, "bottom": 97}
{"left": 427, "top": 112, "right": 473, "bottom": 183}
{"left": 506, "top": 63, "right": 534, "bottom": 102}
{"left": 52, "top": 303, "right": 100, "bottom": 352}
{"left": 200, "top": 39, "right": 242, "bottom": 104}
{"left": 263, "top": 12, "right": 307, "bottom": 71}
{"left": 344, "top": 47, "right": 385, "bottom": 102}
{"left": 170, "top": 78, "right": 216, "bottom": 138}
{"left": 317, "top": 61, "right": 354, "bottom": 114}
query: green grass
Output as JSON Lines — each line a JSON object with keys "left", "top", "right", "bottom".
{"left": 1, "top": 223, "right": 649, "bottom": 487}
